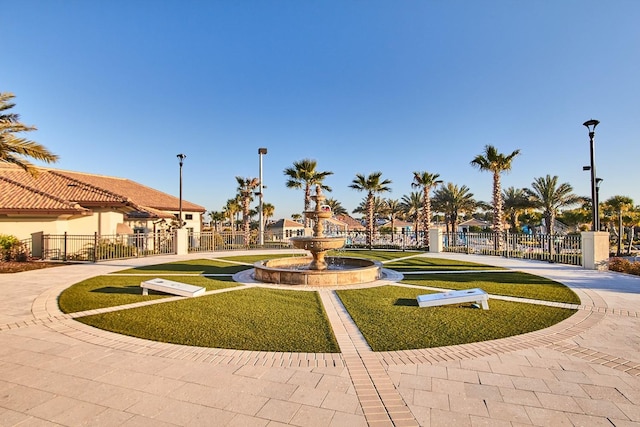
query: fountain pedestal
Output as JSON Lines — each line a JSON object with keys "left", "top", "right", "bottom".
{"left": 290, "top": 186, "right": 345, "bottom": 270}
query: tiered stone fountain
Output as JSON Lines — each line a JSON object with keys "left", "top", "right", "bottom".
{"left": 253, "top": 186, "right": 382, "bottom": 286}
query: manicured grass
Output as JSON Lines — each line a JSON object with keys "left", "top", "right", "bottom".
{"left": 77, "top": 287, "right": 339, "bottom": 353}
{"left": 58, "top": 275, "right": 239, "bottom": 313}
{"left": 59, "top": 250, "right": 581, "bottom": 352}
{"left": 402, "top": 272, "right": 580, "bottom": 304}
{"left": 336, "top": 286, "right": 577, "bottom": 351}
{"left": 332, "top": 249, "right": 423, "bottom": 261}
{"left": 113, "top": 259, "right": 254, "bottom": 275}
{"left": 385, "top": 256, "right": 502, "bottom": 272}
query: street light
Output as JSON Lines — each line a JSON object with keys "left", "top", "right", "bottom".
{"left": 583, "top": 119, "right": 600, "bottom": 231}
{"left": 177, "top": 153, "right": 186, "bottom": 228}
{"left": 258, "top": 148, "right": 267, "bottom": 245}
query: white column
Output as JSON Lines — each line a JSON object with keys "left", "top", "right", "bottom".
{"left": 175, "top": 228, "right": 188, "bottom": 255}
{"left": 581, "top": 231, "right": 609, "bottom": 270}
{"left": 429, "top": 228, "right": 443, "bottom": 253}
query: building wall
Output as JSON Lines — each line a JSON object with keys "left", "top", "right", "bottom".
{"left": 0, "top": 211, "right": 127, "bottom": 240}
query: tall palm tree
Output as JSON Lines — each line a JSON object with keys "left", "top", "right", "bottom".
{"left": 283, "top": 159, "right": 333, "bottom": 227}
{"left": 432, "top": 183, "right": 476, "bottom": 233}
{"left": 502, "top": 187, "right": 532, "bottom": 233}
{"left": 470, "top": 145, "right": 520, "bottom": 234}
{"left": 524, "top": 175, "right": 581, "bottom": 235}
{"left": 0, "top": 92, "right": 59, "bottom": 175}
{"left": 349, "top": 172, "right": 392, "bottom": 247}
{"left": 235, "top": 176, "right": 259, "bottom": 247}
{"left": 601, "top": 195, "right": 634, "bottom": 256}
{"left": 411, "top": 171, "right": 442, "bottom": 247}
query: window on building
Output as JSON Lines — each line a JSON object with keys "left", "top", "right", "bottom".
{"left": 185, "top": 214, "right": 193, "bottom": 220}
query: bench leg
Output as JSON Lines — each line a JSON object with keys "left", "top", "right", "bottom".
{"left": 142, "top": 288, "right": 148, "bottom": 296}
{"left": 479, "top": 299, "right": 489, "bottom": 310}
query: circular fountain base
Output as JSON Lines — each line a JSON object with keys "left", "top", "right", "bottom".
{"left": 254, "top": 256, "right": 383, "bottom": 286}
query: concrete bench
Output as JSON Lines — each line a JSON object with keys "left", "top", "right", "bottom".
{"left": 417, "top": 288, "right": 489, "bottom": 310}
{"left": 141, "top": 278, "right": 205, "bottom": 297}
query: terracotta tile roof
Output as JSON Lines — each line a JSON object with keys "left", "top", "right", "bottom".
{"left": 334, "top": 214, "right": 366, "bottom": 231}
{"left": 270, "top": 218, "right": 305, "bottom": 229}
{"left": 0, "top": 164, "right": 205, "bottom": 217}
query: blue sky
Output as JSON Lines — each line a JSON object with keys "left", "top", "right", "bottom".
{"left": 4, "top": 1, "right": 639, "bottom": 220}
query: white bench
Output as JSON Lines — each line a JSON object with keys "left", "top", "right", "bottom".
{"left": 417, "top": 288, "right": 489, "bottom": 310}
{"left": 141, "top": 278, "right": 205, "bottom": 297}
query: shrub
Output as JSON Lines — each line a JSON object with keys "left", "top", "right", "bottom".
{"left": 0, "top": 234, "right": 29, "bottom": 262}
{"left": 609, "top": 257, "right": 640, "bottom": 276}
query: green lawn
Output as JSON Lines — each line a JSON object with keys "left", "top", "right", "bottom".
{"left": 385, "top": 256, "right": 503, "bottom": 271}
{"left": 336, "top": 285, "right": 576, "bottom": 351}
{"left": 58, "top": 275, "right": 239, "bottom": 313}
{"left": 401, "top": 271, "right": 580, "bottom": 304}
{"left": 59, "top": 251, "right": 581, "bottom": 352}
{"left": 77, "top": 287, "right": 339, "bottom": 353}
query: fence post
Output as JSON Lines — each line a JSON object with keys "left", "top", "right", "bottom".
{"left": 93, "top": 232, "right": 98, "bottom": 262}
{"left": 63, "top": 232, "right": 67, "bottom": 262}
{"left": 581, "top": 231, "right": 609, "bottom": 270}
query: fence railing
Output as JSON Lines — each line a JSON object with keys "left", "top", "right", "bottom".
{"left": 188, "top": 231, "right": 293, "bottom": 252}
{"left": 40, "top": 232, "right": 175, "bottom": 262}
{"left": 442, "top": 232, "right": 582, "bottom": 266}
{"left": 33, "top": 229, "right": 582, "bottom": 267}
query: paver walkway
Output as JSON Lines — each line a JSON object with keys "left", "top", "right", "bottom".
{"left": 1, "top": 251, "right": 640, "bottom": 426}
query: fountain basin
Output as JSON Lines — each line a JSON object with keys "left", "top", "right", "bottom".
{"left": 254, "top": 256, "right": 383, "bottom": 286}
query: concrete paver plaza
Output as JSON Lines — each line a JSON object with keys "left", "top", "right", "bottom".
{"left": 1, "top": 251, "right": 640, "bottom": 426}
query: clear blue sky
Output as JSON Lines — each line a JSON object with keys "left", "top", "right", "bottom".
{"left": 4, "top": 1, "right": 639, "bottom": 220}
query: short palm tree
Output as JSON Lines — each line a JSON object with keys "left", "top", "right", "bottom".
{"left": 400, "top": 191, "right": 423, "bottom": 234}
{"left": 223, "top": 198, "right": 241, "bottom": 231}
{"left": 470, "top": 145, "right": 520, "bottom": 234}
{"left": 208, "top": 210, "right": 226, "bottom": 231}
{"left": 283, "top": 159, "right": 333, "bottom": 227}
{"left": 324, "top": 198, "right": 347, "bottom": 216}
{"left": 432, "top": 183, "right": 476, "bottom": 234}
{"left": 349, "top": 172, "right": 392, "bottom": 247}
{"left": 0, "top": 92, "right": 59, "bottom": 175}
{"left": 261, "top": 202, "right": 275, "bottom": 231}
{"left": 524, "top": 175, "right": 581, "bottom": 235}
{"left": 601, "top": 195, "right": 634, "bottom": 256}
{"left": 502, "top": 187, "right": 532, "bottom": 233}
{"left": 411, "top": 171, "right": 442, "bottom": 247}
{"left": 384, "top": 198, "right": 403, "bottom": 241}
{"left": 235, "top": 176, "right": 259, "bottom": 247}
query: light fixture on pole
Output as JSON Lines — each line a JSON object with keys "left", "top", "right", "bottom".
{"left": 258, "top": 148, "right": 267, "bottom": 245}
{"left": 177, "top": 153, "right": 186, "bottom": 228}
{"left": 583, "top": 119, "right": 600, "bottom": 231}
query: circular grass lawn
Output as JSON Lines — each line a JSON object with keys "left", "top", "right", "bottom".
{"left": 59, "top": 252, "right": 580, "bottom": 353}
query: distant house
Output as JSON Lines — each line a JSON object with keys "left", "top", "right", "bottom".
{"left": 457, "top": 218, "right": 491, "bottom": 233}
{"left": 267, "top": 218, "right": 305, "bottom": 240}
{"left": 334, "top": 214, "right": 366, "bottom": 232}
{"left": 0, "top": 164, "right": 206, "bottom": 240}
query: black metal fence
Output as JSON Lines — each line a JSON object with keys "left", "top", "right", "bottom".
{"left": 32, "top": 229, "right": 582, "bottom": 267}
{"left": 38, "top": 232, "right": 175, "bottom": 262}
{"left": 442, "top": 232, "right": 582, "bottom": 266}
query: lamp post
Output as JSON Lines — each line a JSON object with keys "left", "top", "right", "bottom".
{"left": 258, "top": 148, "right": 267, "bottom": 245}
{"left": 583, "top": 119, "right": 600, "bottom": 231}
{"left": 177, "top": 153, "right": 186, "bottom": 228}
